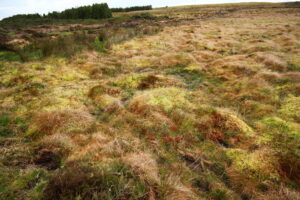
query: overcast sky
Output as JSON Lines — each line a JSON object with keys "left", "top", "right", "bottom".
{"left": 0, "top": 0, "right": 297, "bottom": 19}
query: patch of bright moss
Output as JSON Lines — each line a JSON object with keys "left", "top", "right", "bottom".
{"left": 257, "top": 117, "right": 296, "bottom": 137}
{"left": 93, "top": 94, "right": 123, "bottom": 112}
{"left": 130, "top": 87, "right": 193, "bottom": 113}
{"left": 19, "top": 45, "right": 43, "bottom": 61}
{"left": 0, "top": 114, "right": 12, "bottom": 137}
{"left": 48, "top": 31, "right": 73, "bottom": 36}
{"left": 112, "top": 74, "right": 148, "bottom": 89}
{"left": 61, "top": 73, "right": 77, "bottom": 81}
{"left": 279, "top": 95, "right": 300, "bottom": 122}
{"left": 0, "top": 51, "right": 22, "bottom": 62}
{"left": 0, "top": 168, "right": 48, "bottom": 200}
{"left": 94, "top": 38, "right": 107, "bottom": 52}
{"left": 256, "top": 115, "right": 300, "bottom": 185}
{"left": 226, "top": 148, "right": 280, "bottom": 181}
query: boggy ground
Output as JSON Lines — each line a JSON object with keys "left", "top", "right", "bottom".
{"left": 1, "top": 3, "right": 300, "bottom": 200}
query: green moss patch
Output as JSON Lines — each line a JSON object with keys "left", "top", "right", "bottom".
{"left": 129, "top": 87, "right": 193, "bottom": 114}
{"left": 279, "top": 95, "right": 300, "bottom": 122}
{"left": 0, "top": 51, "right": 22, "bottom": 62}
{"left": 0, "top": 168, "right": 48, "bottom": 200}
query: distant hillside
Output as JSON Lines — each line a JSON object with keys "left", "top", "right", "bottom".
{"left": 1, "top": 4, "right": 155, "bottom": 22}
{"left": 2, "top": 3, "right": 112, "bottom": 21}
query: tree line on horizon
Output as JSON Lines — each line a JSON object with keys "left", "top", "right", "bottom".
{"left": 111, "top": 5, "right": 152, "bottom": 12}
{"left": 1, "top": 4, "right": 153, "bottom": 21}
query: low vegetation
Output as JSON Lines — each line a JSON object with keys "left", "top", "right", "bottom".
{"left": 1, "top": 2, "right": 300, "bottom": 200}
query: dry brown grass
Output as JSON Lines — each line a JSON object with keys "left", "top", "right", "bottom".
{"left": 254, "top": 52, "right": 288, "bottom": 72}
{"left": 192, "top": 50, "right": 221, "bottom": 63}
{"left": 29, "top": 109, "right": 95, "bottom": 136}
{"left": 282, "top": 72, "right": 300, "bottom": 82}
{"left": 164, "top": 175, "right": 198, "bottom": 200}
{"left": 255, "top": 186, "right": 300, "bottom": 200}
{"left": 122, "top": 152, "right": 160, "bottom": 183}
{"left": 159, "top": 53, "right": 195, "bottom": 67}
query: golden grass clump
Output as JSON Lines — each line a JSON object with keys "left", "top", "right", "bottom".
{"left": 164, "top": 175, "right": 198, "bottom": 200}
{"left": 254, "top": 52, "right": 288, "bottom": 72}
{"left": 227, "top": 77, "right": 278, "bottom": 104}
{"left": 257, "top": 70, "right": 282, "bottom": 83}
{"left": 211, "top": 61, "right": 258, "bottom": 80}
{"left": 125, "top": 55, "right": 159, "bottom": 69}
{"left": 66, "top": 132, "right": 112, "bottom": 162}
{"left": 39, "top": 133, "right": 76, "bottom": 151}
{"left": 192, "top": 50, "right": 221, "bottom": 62}
{"left": 256, "top": 186, "right": 300, "bottom": 200}
{"left": 282, "top": 72, "right": 300, "bottom": 82}
{"left": 122, "top": 152, "right": 160, "bottom": 183}
{"left": 97, "top": 135, "right": 143, "bottom": 159}
{"left": 159, "top": 53, "right": 194, "bottom": 67}
{"left": 28, "top": 109, "right": 95, "bottom": 136}
{"left": 242, "top": 100, "right": 275, "bottom": 118}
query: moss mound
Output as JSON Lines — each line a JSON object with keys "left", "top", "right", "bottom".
{"left": 129, "top": 87, "right": 193, "bottom": 114}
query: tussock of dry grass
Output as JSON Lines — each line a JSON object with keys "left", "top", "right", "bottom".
{"left": 40, "top": 133, "right": 75, "bottom": 151}
{"left": 159, "top": 53, "right": 195, "bottom": 67}
{"left": 254, "top": 52, "right": 288, "bottom": 72}
{"left": 192, "top": 50, "right": 221, "bottom": 62}
{"left": 28, "top": 109, "right": 95, "bottom": 136}
{"left": 123, "top": 152, "right": 160, "bottom": 183}
{"left": 164, "top": 175, "right": 198, "bottom": 200}
{"left": 256, "top": 186, "right": 300, "bottom": 200}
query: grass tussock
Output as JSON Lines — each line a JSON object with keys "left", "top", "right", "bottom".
{"left": 253, "top": 52, "right": 288, "bottom": 72}
{"left": 28, "top": 109, "right": 95, "bottom": 137}
{"left": 123, "top": 152, "right": 160, "bottom": 183}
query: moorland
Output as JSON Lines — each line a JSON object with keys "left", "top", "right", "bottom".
{"left": 0, "top": 2, "right": 300, "bottom": 200}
